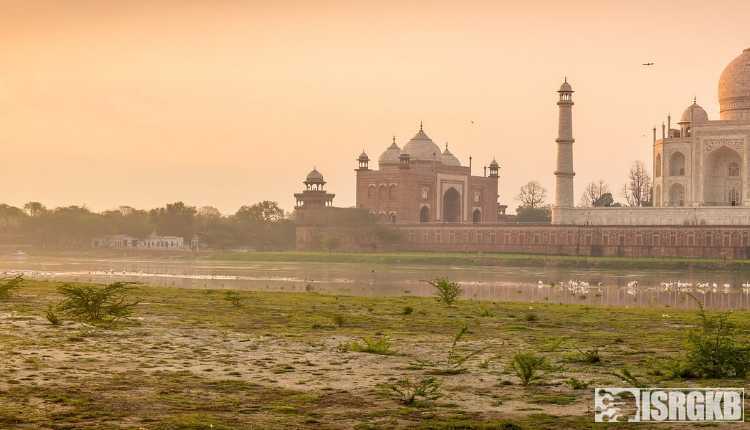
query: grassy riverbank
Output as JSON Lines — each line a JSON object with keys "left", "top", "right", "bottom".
{"left": 209, "top": 250, "right": 750, "bottom": 271}
{"left": 1, "top": 280, "right": 748, "bottom": 429}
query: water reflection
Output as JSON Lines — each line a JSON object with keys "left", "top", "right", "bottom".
{"left": 3, "top": 256, "right": 750, "bottom": 310}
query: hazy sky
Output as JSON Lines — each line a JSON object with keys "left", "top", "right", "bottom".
{"left": 1, "top": 0, "right": 748, "bottom": 214}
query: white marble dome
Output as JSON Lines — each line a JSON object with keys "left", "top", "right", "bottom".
{"left": 680, "top": 101, "right": 709, "bottom": 123}
{"left": 719, "top": 48, "right": 750, "bottom": 120}
{"left": 441, "top": 145, "right": 461, "bottom": 166}
{"left": 402, "top": 125, "right": 441, "bottom": 162}
{"left": 378, "top": 140, "right": 401, "bottom": 165}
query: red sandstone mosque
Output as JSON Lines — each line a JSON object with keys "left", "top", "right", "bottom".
{"left": 296, "top": 122, "right": 503, "bottom": 224}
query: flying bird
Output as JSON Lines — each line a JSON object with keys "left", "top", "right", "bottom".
{"left": 642, "top": 62, "right": 655, "bottom": 66}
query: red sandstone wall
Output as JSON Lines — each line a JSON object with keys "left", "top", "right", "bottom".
{"left": 296, "top": 224, "right": 750, "bottom": 259}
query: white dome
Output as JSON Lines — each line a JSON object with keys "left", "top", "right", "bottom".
{"left": 378, "top": 139, "right": 401, "bottom": 165}
{"left": 402, "top": 125, "right": 441, "bottom": 162}
{"left": 441, "top": 145, "right": 461, "bottom": 166}
{"left": 680, "top": 101, "right": 709, "bottom": 123}
{"left": 719, "top": 48, "right": 750, "bottom": 120}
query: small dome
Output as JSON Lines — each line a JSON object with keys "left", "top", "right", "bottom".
{"left": 305, "top": 168, "right": 324, "bottom": 183}
{"left": 358, "top": 151, "right": 369, "bottom": 161}
{"left": 402, "top": 123, "right": 442, "bottom": 162}
{"left": 441, "top": 144, "right": 461, "bottom": 166}
{"left": 378, "top": 138, "right": 401, "bottom": 165}
{"left": 559, "top": 79, "right": 573, "bottom": 92}
{"left": 679, "top": 100, "right": 709, "bottom": 123}
{"left": 719, "top": 48, "right": 750, "bottom": 120}
{"left": 489, "top": 158, "right": 499, "bottom": 168}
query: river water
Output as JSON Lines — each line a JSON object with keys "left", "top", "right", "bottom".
{"left": 3, "top": 254, "right": 750, "bottom": 310}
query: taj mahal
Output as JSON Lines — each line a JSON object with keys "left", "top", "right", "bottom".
{"left": 553, "top": 47, "right": 750, "bottom": 226}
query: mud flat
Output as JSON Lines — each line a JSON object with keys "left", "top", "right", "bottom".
{"left": 0, "top": 280, "right": 748, "bottom": 429}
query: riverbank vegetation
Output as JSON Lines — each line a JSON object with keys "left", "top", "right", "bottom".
{"left": 0, "top": 200, "right": 295, "bottom": 250}
{"left": 1, "top": 278, "right": 748, "bottom": 428}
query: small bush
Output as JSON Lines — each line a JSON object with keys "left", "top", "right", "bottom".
{"left": 45, "top": 305, "right": 61, "bottom": 326}
{"left": 390, "top": 377, "right": 441, "bottom": 405}
{"left": 682, "top": 294, "right": 750, "bottom": 378}
{"left": 402, "top": 306, "right": 414, "bottom": 315}
{"left": 608, "top": 367, "right": 645, "bottom": 388}
{"left": 223, "top": 290, "right": 242, "bottom": 307}
{"left": 0, "top": 275, "right": 23, "bottom": 299}
{"left": 511, "top": 352, "right": 546, "bottom": 386}
{"left": 413, "top": 325, "right": 488, "bottom": 375}
{"left": 349, "top": 336, "right": 393, "bottom": 355}
{"left": 574, "top": 346, "right": 602, "bottom": 364}
{"left": 56, "top": 282, "right": 139, "bottom": 324}
{"left": 426, "top": 278, "right": 462, "bottom": 305}
{"left": 566, "top": 377, "right": 590, "bottom": 390}
{"left": 524, "top": 312, "right": 538, "bottom": 322}
{"left": 332, "top": 314, "right": 345, "bottom": 327}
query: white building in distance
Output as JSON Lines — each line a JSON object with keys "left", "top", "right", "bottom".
{"left": 553, "top": 47, "right": 750, "bottom": 226}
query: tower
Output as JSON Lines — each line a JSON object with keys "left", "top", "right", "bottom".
{"left": 552, "top": 78, "right": 575, "bottom": 224}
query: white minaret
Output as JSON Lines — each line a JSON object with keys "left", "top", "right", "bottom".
{"left": 552, "top": 78, "right": 575, "bottom": 224}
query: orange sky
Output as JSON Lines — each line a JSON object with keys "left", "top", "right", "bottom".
{"left": 1, "top": 0, "right": 748, "bottom": 213}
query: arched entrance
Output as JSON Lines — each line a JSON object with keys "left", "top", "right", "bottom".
{"left": 472, "top": 209, "right": 481, "bottom": 224}
{"left": 442, "top": 188, "right": 461, "bottom": 223}
{"left": 669, "top": 152, "right": 685, "bottom": 176}
{"left": 419, "top": 206, "right": 429, "bottom": 223}
{"left": 669, "top": 183, "right": 685, "bottom": 207}
{"left": 704, "top": 146, "right": 742, "bottom": 206}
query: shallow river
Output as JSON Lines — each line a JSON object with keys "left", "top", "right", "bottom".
{"left": 3, "top": 254, "right": 750, "bottom": 310}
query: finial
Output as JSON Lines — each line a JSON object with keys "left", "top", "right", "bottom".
{"left": 445, "top": 142, "right": 448, "bottom": 150}
{"left": 419, "top": 121, "right": 423, "bottom": 131}
{"left": 564, "top": 76, "right": 567, "bottom": 83}
{"left": 693, "top": 96, "right": 697, "bottom": 105}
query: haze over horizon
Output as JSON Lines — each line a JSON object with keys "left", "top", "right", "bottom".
{"left": 2, "top": 0, "right": 748, "bottom": 214}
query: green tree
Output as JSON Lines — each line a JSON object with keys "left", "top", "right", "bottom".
{"left": 149, "top": 202, "right": 197, "bottom": 240}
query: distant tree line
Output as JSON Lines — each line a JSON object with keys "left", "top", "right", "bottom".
{"left": 514, "top": 160, "right": 653, "bottom": 223}
{"left": 0, "top": 200, "right": 295, "bottom": 250}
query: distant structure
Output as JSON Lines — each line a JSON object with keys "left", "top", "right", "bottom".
{"left": 554, "top": 47, "right": 750, "bottom": 225}
{"left": 294, "top": 168, "right": 335, "bottom": 209}
{"left": 552, "top": 78, "right": 575, "bottom": 217}
{"left": 354, "top": 123, "right": 501, "bottom": 224}
{"left": 92, "top": 233, "right": 186, "bottom": 250}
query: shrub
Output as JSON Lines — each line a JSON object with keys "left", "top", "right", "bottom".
{"left": 332, "top": 314, "right": 345, "bottom": 327}
{"left": 349, "top": 336, "right": 393, "bottom": 355}
{"left": 413, "top": 325, "right": 488, "bottom": 375}
{"left": 0, "top": 275, "right": 23, "bottom": 299}
{"left": 566, "top": 377, "right": 590, "bottom": 390}
{"left": 574, "top": 346, "right": 602, "bottom": 364}
{"left": 402, "top": 306, "right": 414, "bottom": 315}
{"left": 390, "top": 377, "right": 441, "bottom": 405}
{"left": 56, "top": 282, "right": 139, "bottom": 324}
{"left": 682, "top": 294, "right": 750, "bottom": 378}
{"left": 511, "top": 352, "right": 546, "bottom": 386}
{"left": 45, "top": 305, "right": 61, "bottom": 326}
{"left": 426, "top": 278, "right": 462, "bottom": 305}
{"left": 223, "top": 290, "right": 242, "bottom": 307}
{"left": 608, "top": 367, "right": 645, "bottom": 387}
{"left": 524, "top": 312, "right": 538, "bottom": 322}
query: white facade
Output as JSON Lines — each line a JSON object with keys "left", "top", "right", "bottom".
{"left": 554, "top": 47, "right": 750, "bottom": 225}
{"left": 92, "top": 234, "right": 185, "bottom": 250}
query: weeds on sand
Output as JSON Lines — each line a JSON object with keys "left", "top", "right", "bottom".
{"left": 511, "top": 352, "right": 546, "bottom": 386}
{"left": 389, "top": 377, "right": 441, "bottom": 405}
{"left": 0, "top": 275, "right": 23, "bottom": 299}
{"left": 425, "top": 278, "right": 462, "bottom": 306}
{"left": 412, "top": 325, "right": 488, "bottom": 375}
{"left": 223, "top": 290, "right": 243, "bottom": 307}
{"left": 55, "top": 282, "right": 140, "bottom": 325}
{"left": 347, "top": 336, "right": 394, "bottom": 355}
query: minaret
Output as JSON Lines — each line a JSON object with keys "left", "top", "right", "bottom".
{"left": 552, "top": 78, "right": 575, "bottom": 224}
